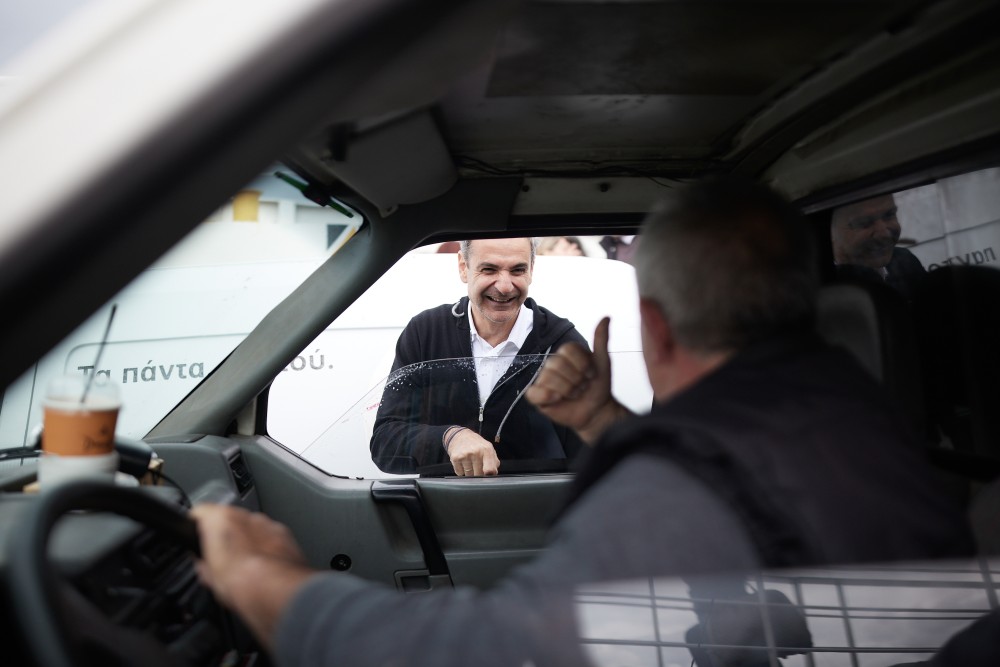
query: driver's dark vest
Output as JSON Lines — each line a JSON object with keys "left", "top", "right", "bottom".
{"left": 562, "top": 333, "right": 974, "bottom": 568}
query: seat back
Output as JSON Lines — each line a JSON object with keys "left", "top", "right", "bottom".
{"left": 913, "top": 266, "right": 1000, "bottom": 468}
{"left": 913, "top": 265, "right": 1000, "bottom": 552}
{"left": 816, "top": 281, "right": 925, "bottom": 438}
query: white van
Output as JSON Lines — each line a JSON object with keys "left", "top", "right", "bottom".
{"left": 0, "top": 173, "right": 363, "bottom": 454}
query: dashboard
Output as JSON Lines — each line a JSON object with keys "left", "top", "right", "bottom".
{"left": 0, "top": 439, "right": 263, "bottom": 667}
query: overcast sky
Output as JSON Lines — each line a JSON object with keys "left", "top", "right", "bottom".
{"left": 0, "top": 0, "right": 93, "bottom": 68}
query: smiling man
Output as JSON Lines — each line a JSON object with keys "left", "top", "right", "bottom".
{"left": 369, "top": 237, "right": 587, "bottom": 475}
{"left": 831, "top": 194, "right": 927, "bottom": 299}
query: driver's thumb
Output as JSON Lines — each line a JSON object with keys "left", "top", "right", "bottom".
{"left": 592, "top": 317, "right": 611, "bottom": 378}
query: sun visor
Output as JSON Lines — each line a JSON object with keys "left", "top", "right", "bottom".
{"left": 322, "top": 111, "right": 457, "bottom": 211}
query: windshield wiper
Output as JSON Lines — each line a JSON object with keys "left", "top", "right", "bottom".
{"left": 0, "top": 446, "right": 40, "bottom": 462}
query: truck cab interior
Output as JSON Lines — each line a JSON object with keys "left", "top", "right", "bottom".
{"left": 1, "top": 0, "right": 999, "bottom": 664}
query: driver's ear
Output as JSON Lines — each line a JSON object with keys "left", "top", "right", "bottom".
{"left": 458, "top": 249, "right": 469, "bottom": 283}
{"left": 639, "top": 297, "right": 677, "bottom": 364}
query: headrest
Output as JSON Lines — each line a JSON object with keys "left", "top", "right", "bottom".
{"left": 817, "top": 283, "right": 885, "bottom": 381}
{"left": 817, "top": 281, "right": 924, "bottom": 436}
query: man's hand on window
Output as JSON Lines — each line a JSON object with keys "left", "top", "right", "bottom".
{"left": 447, "top": 429, "right": 500, "bottom": 476}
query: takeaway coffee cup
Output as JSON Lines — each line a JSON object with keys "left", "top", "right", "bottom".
{"left": 38, "top": 375, "right": 121, "bottom": 487}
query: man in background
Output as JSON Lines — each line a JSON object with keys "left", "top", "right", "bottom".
{"left": 537, "top": 235, "right": 586, "bottom": 256}
{"left": 831, "top": 193, "right": 926, "bottom": 299}
{"left": 599, "top": 234, "right": 638, "bottom": 262}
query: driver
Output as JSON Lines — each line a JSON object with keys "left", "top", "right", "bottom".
{"left": 369, "top": 237, "right": 588, "bottom": 475}
{"left": 192, "top": 179, "right": 971, "bottom": 666}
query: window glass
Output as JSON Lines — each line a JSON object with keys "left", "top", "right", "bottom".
{"left": 0, "top": 167, "right": 361, "bottom": 451}
{"left": 268, "top": 236, "right": 652, "bottom": 479}
{"left": 898, "top": 168, "right": 1000, "bottom": 273}
{"left": 828, "top": 165, "right": 1000, "bottom": 460}
{"left": 830, "top": 167, "right": 1000, "bottom": 300}
{"left": 578, "top": 562, "right": 997, "bottom": 666}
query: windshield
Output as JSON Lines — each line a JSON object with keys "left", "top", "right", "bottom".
{"left": 0, "top": 166, "right": 361, "bottom": 452}
{"left": 0, "top": 1, "right": 96, "bottom": 67}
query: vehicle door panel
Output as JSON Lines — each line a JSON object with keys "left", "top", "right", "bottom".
{"left": 204, "top": 435, "right": 572, "bottom": 589}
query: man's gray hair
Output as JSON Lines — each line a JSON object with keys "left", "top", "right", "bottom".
{"left": 459, "top": 238, "right": 538, "bottom": 264}
{"left": 633, "top": 178, "right": 817, "bottom": 353}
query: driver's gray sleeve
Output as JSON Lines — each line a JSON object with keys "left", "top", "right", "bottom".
{"left": 272, "top": 455, "right": 760, "bottom": 667}
{"left": 273, "top": 572, "right": 587, "bottom": 667}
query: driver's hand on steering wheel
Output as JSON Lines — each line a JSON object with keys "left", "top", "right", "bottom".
{"left": 191, "top": 504, "right": 317, "bottom": 649}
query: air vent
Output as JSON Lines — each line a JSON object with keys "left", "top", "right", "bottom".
{"left": 228, "top": 452, "right": 254, "bottom": 496}
{"left": 130, "top": 531, "right": 185, "bottom": 577}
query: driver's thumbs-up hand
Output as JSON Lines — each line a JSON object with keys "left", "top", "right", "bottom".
{"left": 526, "top": 317, "right": 628, "bottom": 445}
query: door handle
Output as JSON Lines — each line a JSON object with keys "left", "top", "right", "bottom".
{"left": 371, "top": 480, "right": 452, "bottom": 585}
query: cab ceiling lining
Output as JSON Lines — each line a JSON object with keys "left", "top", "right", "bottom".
{"left": 793, "top": 132, "right": 1000, "bottom": 214}
{"left": 419, "top": 213, "right": 643, "bottom": 248}
{"left": 508, "top": 212, "right": 644, "bottom": 231}
{"left": 743, "top": 2, "right": 1000, "bottom": 181}
{"left": 486, "top": 2, "right": 903, "bottom": 97}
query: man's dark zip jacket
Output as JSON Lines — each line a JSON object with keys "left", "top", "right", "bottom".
{"left": 370, "top": 297, "right": 587, "bottom": 473}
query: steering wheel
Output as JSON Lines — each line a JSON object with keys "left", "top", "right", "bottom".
{"left": 6, "top": 481, "right": 203, "bottom": 667}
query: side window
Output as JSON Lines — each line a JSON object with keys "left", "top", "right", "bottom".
{"left": 899, "top": 168, "right": 1000, "bottom": 273}
{"left": 828, "top": 166, "right": 1000, "bottom": 461}
{"left": 830, "top": 167, "right": 1000, "bottom": 300}
{"left": 267, "top": 235, "right": 652, "bottom": 479}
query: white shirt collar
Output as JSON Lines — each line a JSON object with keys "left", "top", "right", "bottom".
{"left": 468, "top": 303, "right": 533, "bottom": 405}
{"left": 468, "top": 302, "right": 533, "bottom": 353}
